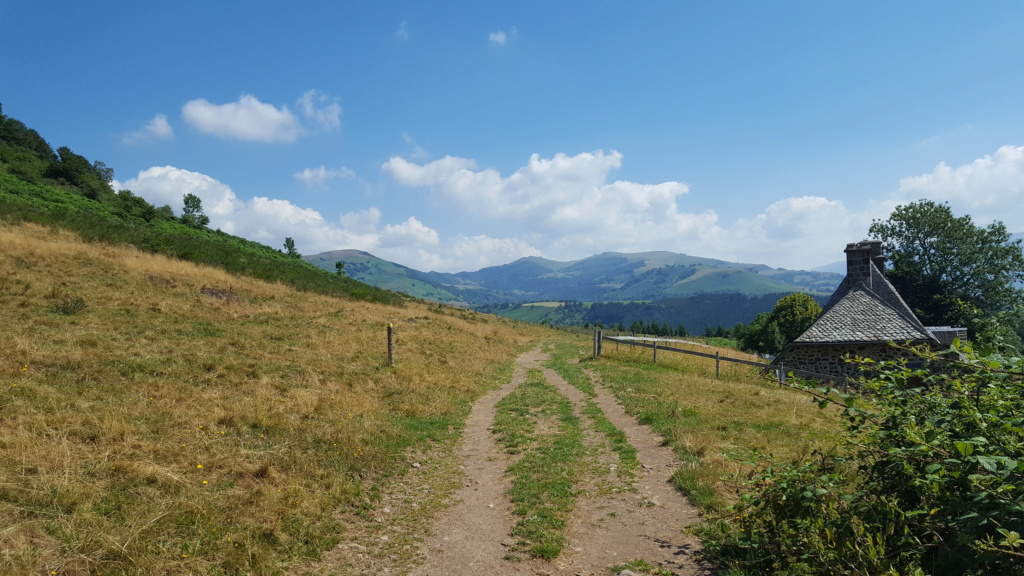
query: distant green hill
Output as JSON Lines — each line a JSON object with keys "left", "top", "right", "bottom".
{"left": 305, "top": 249, "right": 843, "bottom": 306}
{"left": 478, "top": 293, "right": 831, "bottom": 337}
{"left": 304, "top": 250, "right": 461, "bottom": 302}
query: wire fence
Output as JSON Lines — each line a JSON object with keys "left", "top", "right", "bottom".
{"left": 595, "top": 330, "right": 857, "bottom": 389}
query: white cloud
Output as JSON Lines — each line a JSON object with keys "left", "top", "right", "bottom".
{"left": 182, "top": 94, "right": 304, "bottom": 142}
{"left": 297, "top": 90, "right": 342, "bottom": 132}
{"left": 113, "top": 165, "right": 539, "bottom": 272}
{"left": 122, "top": 114, "right": 174, "bottom": 144}
{"left": 718, "top": 196, "right": 893, "bottom": 269}
{"left": 381, "top": 149, "right": 908, "bottom": 271}
{"left": 488, "top": 26, "right": 517, "bottom": 45}
{"left": 382, "top": 149, "right": 707, "bottom": 254}
{"left": 381, "top": 217, "right": 440, "bottom": 248}
{"left": 396, "top": 20, "right": 410, "bottom": 40}
{"left": 449, "top": 235, "right": 542, "bottom": 271}
{"left": 896, "top": 145, "right": 1024, "bottom": 231}
{"left": 294, "top": 165, "right": 357, "bottom": 187}
{"left": 402, "top": 133, "right": 428, "bottom": 159}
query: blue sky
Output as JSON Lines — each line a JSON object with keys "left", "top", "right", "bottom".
{"left": 3, "top": 1, "right": 1023, "bottom": 272}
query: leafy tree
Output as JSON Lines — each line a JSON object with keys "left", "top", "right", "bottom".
{"left": 180, "top": 193, "right": 210, "bottom": 229}
{"left": 771, "top": 292, "right": 823, "bottom": 344}
{"left": 334, "top": 260, "right": 345, "bottom": 276}
{"left": 869, "top": 200, "right": 1024, "bottom": 349}
{"left": 0, "top": 103, "right": 56, "bottom": 163}
{"left": 92, "top": 160, "right": 114, "bottom": 183}
{"left": 738, "top": 293, "right": 816, "bottom": 356}
{"left": 46, "top": 146, "right": 113, "bottom": 200}
{"left": 283, "top": 237, "right": 301, "bottom": 259}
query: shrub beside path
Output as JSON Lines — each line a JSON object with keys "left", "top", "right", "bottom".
{"left": 412, "top": 347, "right": 709, "bottom": 576}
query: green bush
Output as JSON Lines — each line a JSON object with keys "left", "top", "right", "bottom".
{"left": 700, "top": 343, "right": 1024, "bottom": 576}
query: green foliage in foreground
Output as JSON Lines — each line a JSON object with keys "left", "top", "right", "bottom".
{"left": 701, "top": 344, "right": 1024, "bottom": 576}
{"left": 0, "top": 172, "right": 404, "bottom": 306}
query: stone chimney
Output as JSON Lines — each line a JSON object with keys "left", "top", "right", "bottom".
{"left": 844, "top": 240, "right": 883, "bottom": 289}
{"left": 868, "top": 240, "right": 886, "bottom": 276}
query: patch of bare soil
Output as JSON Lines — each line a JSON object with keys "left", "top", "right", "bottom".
{"left": 302, "top": 347, "right": 711, "bottom": 575}
{"left": 413, "top": 348, "right": 709, "bottom": 576}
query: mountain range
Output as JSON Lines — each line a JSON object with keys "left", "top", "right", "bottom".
{"left": 304, "top": 250, "right": 843, "bottom": 306}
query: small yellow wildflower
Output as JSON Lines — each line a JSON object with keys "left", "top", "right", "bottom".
{"left": 196, "top": 464, "right": 203, "bottom": 469}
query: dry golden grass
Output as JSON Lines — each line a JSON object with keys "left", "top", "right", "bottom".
{"left": 576, "top": 339, "right": 843, "bottom": 509}
{"left": 0, "top": 222, "right": 550, "bottom": 575}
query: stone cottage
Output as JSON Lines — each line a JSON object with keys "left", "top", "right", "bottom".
{"left": 771, "top": 240, "right": 965, "bottom": 382}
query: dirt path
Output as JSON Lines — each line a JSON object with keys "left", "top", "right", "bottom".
{"left": 412, "top": 347, "right": 708, "bottom": 576}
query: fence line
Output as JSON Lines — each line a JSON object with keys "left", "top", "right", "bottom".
{"left": 600, "top": 333, "right": 765, "bottom": 368}
{"left": 596, "top": 330, "right": 856, "bottom": 389}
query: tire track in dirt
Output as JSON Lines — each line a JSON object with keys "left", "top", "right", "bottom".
{"left": 560, "top": 366, "right": 707, "bottom": 575}
{"left": 413, "top": 347, "right": 710, "bottom": 576}
{"left": 410, "top": 349, "right": 538, "bottom": 575}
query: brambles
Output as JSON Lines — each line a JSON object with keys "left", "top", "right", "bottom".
{"left": 700, "top": 344, "right": 1024, "bottom": 575}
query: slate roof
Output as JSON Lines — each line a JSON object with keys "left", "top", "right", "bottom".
{"left": 793, "top": 260, "right": 937, "bottom": 345}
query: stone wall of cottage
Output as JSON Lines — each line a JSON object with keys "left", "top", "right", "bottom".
{"left": 777, "top": 342, "right": 928, "bottom": 381}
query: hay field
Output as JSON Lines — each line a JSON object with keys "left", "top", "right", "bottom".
{"left": 0, "top": 222, "right": 549, "bottom": 575}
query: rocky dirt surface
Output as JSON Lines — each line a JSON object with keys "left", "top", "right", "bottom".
{"left": 301, "top": 347, "right": 712, "bottom": 576}
{"left": 413, "top": 348, "right": 709, "bottom": 576}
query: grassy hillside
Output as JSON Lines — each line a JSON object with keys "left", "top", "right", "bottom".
{"left": 304, "top": 250, "right": 461, "bottom": 303}
{"left": 0, "top": 222, "right": 551, "bottom": 575}
{"left": 0, "top": 173, "right": 403, "bottom": 307}
{"left": 1, "top": 105, "right": 403, "bottom": 308}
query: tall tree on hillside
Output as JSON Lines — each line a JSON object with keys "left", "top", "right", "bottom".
{"left": 283, "top": 237, "right": 301, "bottom": 259}
{"left": 869, "top": 200, "right": 1024, "bottom": 349}
{"left": 180, "top": 193, "right": 210, "bottom": 229}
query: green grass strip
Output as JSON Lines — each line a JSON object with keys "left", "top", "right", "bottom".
{"left": 493, "top": 368, "right": 586, "bottom": 559}
{"left": 543, "top": 343, "right": 640, "bottom": 479}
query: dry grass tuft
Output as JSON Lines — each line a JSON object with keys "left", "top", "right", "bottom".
{"left": 0, "top": 222, "right": 550, "bottom": 575}
{"left": 578, "top": 340, "right": 843, "bottom": 509}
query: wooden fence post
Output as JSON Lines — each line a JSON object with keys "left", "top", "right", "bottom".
{"left": 597, "top": 329, "right": 603, "bottom": 357}
{"left": 715, "top": 351, "right": 720, "bottom": 378}
{"left": 387, "top": 323, "right": 394, "bottom": 367}
{"left": 653, "top": 340, "right": 658, "bottom": 364}
{"left": 592, "top": 329, "right": 598, "bottom": 359}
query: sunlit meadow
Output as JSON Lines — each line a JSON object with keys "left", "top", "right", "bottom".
{"left": 0, "top": 222, "right": 549, "bottom": 575}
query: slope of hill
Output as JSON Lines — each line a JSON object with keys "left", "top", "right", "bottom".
{"left": 305, "top": 249, "right": 461, "bottom": 302}
{"left": 1, "top": 105, "right": 403, "bottom": 307}
{"left": 0, "top": 220, "right": 550, "bottom": 574}
{"left": 306, "top": 249, "right": 844, "bottom": 306}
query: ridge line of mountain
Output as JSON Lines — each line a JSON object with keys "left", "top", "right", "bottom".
{"left": 304, "top": 248, "right": 843, "bottom": 306}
